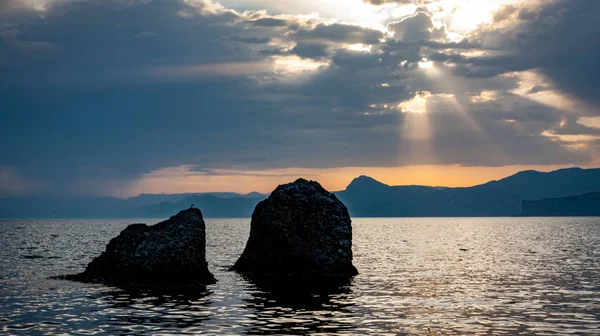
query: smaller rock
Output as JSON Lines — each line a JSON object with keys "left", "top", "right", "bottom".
{"left": 61, "top": 208, "right": 215, "bottom": 289}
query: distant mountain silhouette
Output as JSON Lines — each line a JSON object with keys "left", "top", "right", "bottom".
{"left": 128, "top": 192, "right": 266, "bottom": 207}
{"left": 0, "top": 192, "right": 267, "bottom": 219}
{"left": 336, "top": 167, "right": 600, "bottom": 217}
{"left": 1, "top": 167, "right": 600, "bottom": 218}
{"left": 521, "top": 191, "right": 600, "bottom": 216}
{"left": 346, "top": 175, "right": 390, "bottom": 192}
{"left": 133, "top": 194, "right": 261, "bottom": 218}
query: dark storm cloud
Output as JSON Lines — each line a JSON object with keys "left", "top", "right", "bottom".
{"left": 226, "top": 35, "right": 271, "bottom": 44}
{"left": 550, "top": 116, "right": 600, "bottom": 136}
{"left": 0, "top": 0, "right": 596, "bottom": 196}
{"left": 452, "top": 0, "right": 600, "bottom": 113}
{"left": 516, "top": 7, "right": 536, "bottom": 21}
{"left": 288, "top": 22, "right": 385, "bottom": 59}
{"left": 295, "top": 23, "right": 384, "bottom": 45}
{"left": 0, "top": 0, "right": 270, "bottom": 192}
{"left": 331, "top": 50, "right": 381, "bottom": 69}
{"left": 429, "top": 53, "right": 534, "bottom": 79}
{"left": 291, "top": 41, "right": 330, "bottom": 59}
{"left": 249, "top": 17, "right": 287, "bottom": 27}
{"left": 518, "top": 0, "right": 600, "bottom": 110}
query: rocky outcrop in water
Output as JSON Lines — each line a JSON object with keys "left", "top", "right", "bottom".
{"left": 63, "top": 208, "right": 216, "bottom": 288}
{"left": 231, "top": 178, "right": 358, "bottom": 277}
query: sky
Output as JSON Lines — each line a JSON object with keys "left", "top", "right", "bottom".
{"left": 1, "top": 0, "right": 600, "bottom": 197}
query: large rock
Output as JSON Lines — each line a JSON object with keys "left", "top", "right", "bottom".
{"left": 64, "top": 208, "right": 216, "bottom": 288}
{"left": 231, "top": 178, "right": 358, "bottom": 277}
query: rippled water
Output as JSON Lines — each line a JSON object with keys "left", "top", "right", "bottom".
{"left": 1, "top": 217, "right": 599, "bottom": 335}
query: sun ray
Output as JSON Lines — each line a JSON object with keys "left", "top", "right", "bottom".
{"left": 419, "top": 62, "right": 482, "bottom": 133}
{"left": 399, "top": 108, "right": 435, "bottom": 166}
{"left": 398, "top": 90, "right": 435, "bottom": 166}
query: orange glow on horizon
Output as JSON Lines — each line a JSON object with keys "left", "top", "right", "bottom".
{"left": 115, "top": 163, "right": 593, "bottom": 198}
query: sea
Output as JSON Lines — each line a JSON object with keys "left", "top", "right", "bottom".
{"left": 0, "top": 217, "right": 599, "bottom": 335}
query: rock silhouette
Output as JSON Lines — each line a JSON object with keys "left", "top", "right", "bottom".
{"left": 231, "top": 178, "right": 358, "bottom": 277}
{"left": 63, "top": 208, "right": 215, "bottom": 288}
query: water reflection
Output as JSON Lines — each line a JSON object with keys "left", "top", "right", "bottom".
{"left": 94, "top": 288, "right": 213, "bottom": 333}
{"left": 240, "top": 276, "right": 355, "bottom": 335}
{"left": 1, "top": 217, "right": 599, "bottom": 335}
{"left": 242, "top": 275, "right": 353, "bottom": 307}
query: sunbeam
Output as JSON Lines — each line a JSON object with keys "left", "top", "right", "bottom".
{"left": 398, "top": 90, "right": 434, "bottom": 166}
{"left": 418, "top": 62, "right": 483, "bottom": 133}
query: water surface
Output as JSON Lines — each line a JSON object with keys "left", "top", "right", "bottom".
{"left": 1, "top": 217, "right": 599, "bottom": 335}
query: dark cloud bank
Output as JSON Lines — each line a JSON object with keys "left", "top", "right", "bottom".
{"left": 1, "top": 0, "right": 599, "bottom": 196}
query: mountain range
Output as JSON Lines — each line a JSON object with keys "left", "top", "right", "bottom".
{"left": 1, "top": 167, "right": 599, "bottom": 218}
{"left": 337, "top": 167, "right": 600, "bottom": 217}
{"left": 520, "top": 191, "right": 600, "bottom": 216}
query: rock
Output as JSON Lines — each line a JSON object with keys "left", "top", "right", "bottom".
{"left": 63, "top": 208, "right": 215, "bottom": 288}
{"left": 231, "top": 178, "right": 358, "bottom": 277}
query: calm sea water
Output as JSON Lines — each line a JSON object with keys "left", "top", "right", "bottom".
{"left": 0, "top": 217, "right": 599, "bottom": 335}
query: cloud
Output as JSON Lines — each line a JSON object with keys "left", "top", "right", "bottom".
{"left": 492, "top": 5, "right": 517, "bottom": 23}
{"left": 143, "top": 62, "right": 273, "bottom": 80}
{"left": 550, "top": 116, "right": 600, "bottom": 136}
{"left": 517, "top": 7, "right": 536, "bottom": 21}
{"left": 388, "top": 10, "right": 437, "bottom": 42}
{"left": 527, "top": 84, "right": 548, "bottom": 94}
{"left": 226, "top": 35, "right": 271, "bottom": 44}
{"left": 461, "top": 0, "right": 600, "bottom": 112}
{"left": 295, "top": 23, "right": 384, "bottom": 45}
{"left": 0, "top": 0, "right": 60, "bottom": 19}
{"left": 189, "top": 167, "right": 220, "bottom": 175}
{"left": 0, "top": 0, "right": 596, "bottom": 196}
{"left": 291, "top": 41, "right": 331, "bottom": 59}
{"left": 363, "top": 0, "right": 433, "bottom": 5}
{"left": 0, "top": 29, "right": 60, "bottom": 65}
{"left": 187, "top": 166, "right": 316, "bottom": 178}
{"left": 249, "top": 17, "right": 287, "bottom": 27}
{"left": 0, "top": 0, "right": 32, "bottom": 14}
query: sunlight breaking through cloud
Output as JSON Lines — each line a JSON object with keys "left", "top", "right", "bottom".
{"left": 1, "top": 0, "right": 599, "bottom": 196}
{"left": 399, "top": 91, "right": 432, "bottom": 114}
{"left": 273, "top": 56, "right": 330, "bottom": 76}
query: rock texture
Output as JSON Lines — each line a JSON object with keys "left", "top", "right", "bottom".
{"left": 231, "top": 178, "right": 358, "bottom": 277}
{"left": 64, "top": 208, "right": 216, "bottom": 288}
